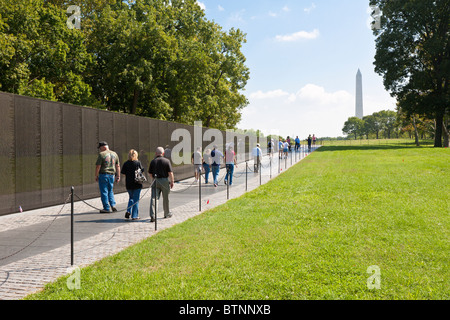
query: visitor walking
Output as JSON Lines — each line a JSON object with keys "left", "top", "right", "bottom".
{"left": 307, "top": 135, "right": 312, "bottom": 152}
{"left": 95, "top": 141, "right": 120, "bottom": 213}
{"left": 191, "top": 147, "right": 203, "bottom": 183}
{"left": 295, "top": 136, "right": 300, "bottom": 152}
{"left": 252, "top": 143, "right": 262, "bottom": 173}
{"left": 121, "top": 149, "right": 145, "bottom": 220}
{"left": 224, "top": 145, "right": 237, "bottom": 185}
{"left": 203, "top": 149, "right": 212, "bottom": 184}
{"left": 149, "top": 147, "right": 175, "bottom": 222}
{"left": 283, "top": 140, "right": 289, "bottom": 158}
{"left": 313, "top": 134, "right": 316, "bottom": 146}
{"left": 211, "top": 145, "right": 224, "bottom": 187}
{"left": 278, "top": 138, "right": 283, "bottom": 159}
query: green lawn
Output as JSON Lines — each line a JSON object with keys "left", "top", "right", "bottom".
{"left": 27, "top": 144, "right": 449, "bottom": 300}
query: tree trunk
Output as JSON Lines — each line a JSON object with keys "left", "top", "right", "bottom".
{"left": 130, "top": 89, "right": 140, "bottom": 115}
{"left": 443, "top": 116, "right": 449, "bottom": 148}
{"left": 434, "top": 113, "right": 444, "bottom": 147}
{"left": 412, "top": 115, "right": 420, "bottom": 147}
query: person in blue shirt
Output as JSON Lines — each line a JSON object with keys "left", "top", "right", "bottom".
{"left": 295, "top": 136, "right": 300, "bottom": 152}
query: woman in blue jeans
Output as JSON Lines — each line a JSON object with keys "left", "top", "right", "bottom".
{"left": 121, "top": 149, "right": 145, "bottom": 220}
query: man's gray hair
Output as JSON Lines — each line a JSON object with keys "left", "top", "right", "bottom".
{"left": 156, "top": 147, "right": 164, "bottom": 155}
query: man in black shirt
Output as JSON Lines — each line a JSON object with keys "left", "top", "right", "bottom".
{"left": 149, "top": 147, "right": 175, "bottom": 222}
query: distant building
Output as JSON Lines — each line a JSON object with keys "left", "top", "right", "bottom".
{"left": 355, "top": 69, "right": 364, "bottom": 119}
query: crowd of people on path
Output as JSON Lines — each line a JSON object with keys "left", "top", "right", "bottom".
{"left": 94, "top": 135, "right": 317, "bottom": 221}
{"left": 267, "top": 134, "right": 317, "bottom": 158}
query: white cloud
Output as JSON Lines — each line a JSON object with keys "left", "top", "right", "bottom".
{"left": 250, "top": 90, "right": 290, "bottom": 100}
{"left": 304, "top": 3, "right": 316, "bottom": 14}
{"left": 275, "top": 29, "right": 320, "bottom": 42}
{"left": 197, "top": 1, "right": 206, "bottom": 10}
{"left": 218, "top": 5, "right": 224, "bottom": 11}
{"left": 239, "top": 84, "right": 354, "bottom": 138}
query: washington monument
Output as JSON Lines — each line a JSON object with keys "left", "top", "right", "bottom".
{"left": 355, "top": 69, "right": 364, "bottom": 119}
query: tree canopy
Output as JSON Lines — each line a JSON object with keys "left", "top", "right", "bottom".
{"left": 370, "top": 0, "right": 449, "bottom": 147}
{"left": 0, "top": 0, "right": 250, "bottom": 130}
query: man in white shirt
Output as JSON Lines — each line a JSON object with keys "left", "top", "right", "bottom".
{"left": 252, "top": 143, "right": 262, "bottom": 173}
{"left": 211, "top": 145, "right": 224, "bottom": 187}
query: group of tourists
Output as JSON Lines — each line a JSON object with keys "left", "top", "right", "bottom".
{"left": 267, "top": 134, "right": 317, "bottom": 158}
{"left": 95, "top": 141, "right": 173, "bottom": 222}
{"left": 94, "top": 141, "right": 263, "bottom": 222}
{"left": 192, "top": 143, "right": 262, "bottom": 186}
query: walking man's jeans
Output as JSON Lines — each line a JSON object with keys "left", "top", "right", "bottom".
{"left": 127, "top": 188, "right": 141, "bottom": 219}
{"left": 212, "top": 164, "right": 220, "bottom": 185}
{"left": 150, "top": 178, "right": 170, "bottom": 219}
{"left": 203, "top": 163, "right": 210, "bottom": 183}
{"left": 225, "top": 164, "right": 234, "bottom": 185}
{"left": 98, "top": 174, "right": 116, "bottom": 211}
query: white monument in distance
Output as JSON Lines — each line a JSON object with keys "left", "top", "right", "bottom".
{"left": 355, "top": 69, "right": 364, "bottom": 119}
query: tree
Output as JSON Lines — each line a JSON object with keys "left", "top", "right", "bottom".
{"left": 0, "top": 0, "right": 93, "bottom": 105}
{"left": 377, "top": 110, "right": 398, "bottom": 139}
{"left": 363, "top": 113, "right": 382, "bottom": 139}
{"left": 371, "top": 0, "right": 449, "bottom": 147}
{"left": 343, "top": 117, "right": 365, "bottom": 140}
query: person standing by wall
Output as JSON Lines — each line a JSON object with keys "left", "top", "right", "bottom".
{"left": 95, "top": 141, "right": 120, "bottom": 213}
{"left": 121, "top": 149, "right": 145, "bottom": 220}
{"left": 149, "top": 147, "right": 175, "bottom": 222}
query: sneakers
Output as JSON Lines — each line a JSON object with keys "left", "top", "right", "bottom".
{"left": 100, "top": 207, "right": 117, "bottom": 214}
{"left": 165, "top": 212, "right": 173, "bottom": 219}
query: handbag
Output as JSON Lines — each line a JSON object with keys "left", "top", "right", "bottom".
{"left": 135, "top": 167, "right": 147, "bottom": 184}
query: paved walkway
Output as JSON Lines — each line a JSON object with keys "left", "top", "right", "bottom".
{"left": 0, "top": 146, "right": 320, "bottom": 299}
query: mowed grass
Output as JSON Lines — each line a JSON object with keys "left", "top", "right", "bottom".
{"left": 27, "top": 145, "right": 449, "bottom": 300}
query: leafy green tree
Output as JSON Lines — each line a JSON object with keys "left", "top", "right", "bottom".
{"left": 0, "top": 0, "right": 93, "bottom": 105}
{"left": 343, "top": 117, "right": 365, "bottom": 140}
{"left": 371, "top": 0, "right": 449, "bottom": 147}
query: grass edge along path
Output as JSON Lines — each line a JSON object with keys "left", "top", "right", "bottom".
{"left": 27, "top": 145, "right": 449, "bottom": 300}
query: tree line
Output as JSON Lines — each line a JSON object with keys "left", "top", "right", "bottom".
{"left": 0, "top": 0, "right": 250, "bottom": 131}
{"left": 342, "top": 110, "right": 437, "bottom": 145}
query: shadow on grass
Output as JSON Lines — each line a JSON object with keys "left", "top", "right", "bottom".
{"left": 316, "top": 143, "right": 434, "bottom": 153}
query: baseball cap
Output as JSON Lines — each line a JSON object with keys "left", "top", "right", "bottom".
{"left": 98, "top": 141, "right": 108, "bottom": 148}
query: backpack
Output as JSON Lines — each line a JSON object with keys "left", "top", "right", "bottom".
{"left": 135, "top": 167, "right": 147, "bottom": 184}
{"left": 211, "top": 149, "right": 216, "bottom": 157}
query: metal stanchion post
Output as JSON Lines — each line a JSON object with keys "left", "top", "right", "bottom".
{"left": 278, "top": 155, "right": 280, "bottom": 174}
{"left": 270, "top": 156, "right": 272, "bottom": 179}
{"left": 245, "top": 161, "right": 248, "bottom": 191}
{"left": 259, "top": 162, "right": 262, "bottom": 185}
{"left": 226, "top": 166, "right": 229, "bottom": 200}
{"left": 199, "top": 167, "right": 202, "bottom": 212}
{"left": 71, "top": 186, "right": 74, "bottom": 266}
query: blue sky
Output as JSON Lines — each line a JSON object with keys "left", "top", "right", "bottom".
{"left": 197, "top": 0, "right": 397, "bottom": 139}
